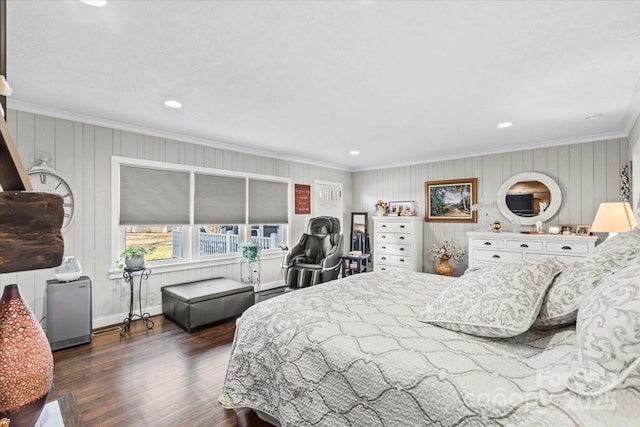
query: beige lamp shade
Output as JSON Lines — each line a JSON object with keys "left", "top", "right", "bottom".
{"left": 590, "top": 202, "right": 638, "bottom": 233}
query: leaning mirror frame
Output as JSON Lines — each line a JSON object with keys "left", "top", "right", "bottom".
{"left": 496, "top": 172, "right": 562, "bottom": 226}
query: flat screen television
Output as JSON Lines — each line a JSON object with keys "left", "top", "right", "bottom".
{"left": 506, "top": 193, "right": 534, "bottom": 215}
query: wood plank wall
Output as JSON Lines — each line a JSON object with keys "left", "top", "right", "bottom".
{"left": 1, "top": 110, "right": 352, "bottom": 327}
{"left": 353, "top": 138, "right": 629, "bottom": 275}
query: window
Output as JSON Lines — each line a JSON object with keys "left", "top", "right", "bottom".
{"left": 197, "top": 225, "right": 240, "bottom": 256}
{"left": 113, "top": 157, "right": 290, "bottom": 271}
{"left": 124, "top": 226, "right": 184, "bottom": 261}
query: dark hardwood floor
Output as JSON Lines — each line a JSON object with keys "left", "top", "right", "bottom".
{"left": 50, "top": 315, "right": 273, "bottom": 427}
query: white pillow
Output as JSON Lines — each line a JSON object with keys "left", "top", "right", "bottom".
{"left": 567, "top": 259, "right": 640, "bottom": 396}
{"left": 534, "top": 227, "right": 640, "bottom": 328}
{"left": 419, "top": 258, "right": 564, "bottom": 338}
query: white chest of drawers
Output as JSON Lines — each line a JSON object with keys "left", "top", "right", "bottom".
{"left": 372, "top": 216, "right": 423, "bottom": 272}
{"left": 467, "top": 231, "right": 598, "bottom": 269}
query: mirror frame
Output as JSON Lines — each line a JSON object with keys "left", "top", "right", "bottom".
{"left": 496, "top": 172, "right": 562, "bottom": 226}
{"left": 350, "top": 212, "right": 369, "bottom": 253}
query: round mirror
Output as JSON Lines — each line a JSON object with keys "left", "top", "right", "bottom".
{"left": 496, "top": 172, "right": 562, "bottom": 225}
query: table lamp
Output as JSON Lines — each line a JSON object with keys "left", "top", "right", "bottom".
{"left": 590, "top": 202, "right": 638, "bottom": 239}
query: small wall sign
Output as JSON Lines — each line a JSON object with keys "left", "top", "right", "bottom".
{"left": 295, "top": 184, "right": 311, "bottom": 214}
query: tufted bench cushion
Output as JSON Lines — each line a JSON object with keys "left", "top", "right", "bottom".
{"left": 161, "top": 277, "right": 254, "bottom": 333}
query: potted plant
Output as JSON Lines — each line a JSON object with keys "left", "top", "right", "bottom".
{"left": 116, "top": 245, "right": 156, "bottom": 270}
{"left": 238, "top": 242, "right": 260, "bottom": 285}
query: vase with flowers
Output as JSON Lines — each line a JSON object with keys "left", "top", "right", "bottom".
{"left": 429, "top": 240, "right": 464, "bottom": 276}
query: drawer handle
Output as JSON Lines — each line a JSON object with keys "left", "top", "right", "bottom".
{"left": 400, "top": 248, "right": 405, "bottom": 251}
{"left": 382, "top": 224, "right": 387, "bottom": 228}
{"left": 520, "top": 244, "right": 528, "bottom": 248}
{"left": 381, "top": 257, "right": 386, "bottom": 260}
{"left": 381, "top": 246, "right": 386, "bottom": 249}
{"left": 400, "top": 259, "right": 405, "bottom": 262}
{"left": 492, "top": 254, "right": 501, "bottom": 259}
{"left": 381, "top": 235, "right": 387, "bottom": 239}
{"left": 400, "top": 225, "right": 405, "bottom": 228}
{"left": 399, "top": 236, "right": 405, "bottom": 240}
{"left": 562, "top": 246, "right": 572, "bottom": 251}
{"left": 484, "top": 242, "right": 492, "bottom": 246}
{"left": 381, "top": 267, "right": 386, "bottom": 271}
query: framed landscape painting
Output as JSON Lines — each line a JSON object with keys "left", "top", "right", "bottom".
{"left": 425, "top": 178, "right": 477, "bottom": 223}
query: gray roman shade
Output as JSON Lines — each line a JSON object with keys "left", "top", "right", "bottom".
{"left": 248, "top": 179, "right": 288, "bottom": 224}
{"left": 194, "top": 174, "right": 246, "bottom": 224}
{"left": 120, "top": 165, "right": 190, "bottom": 225}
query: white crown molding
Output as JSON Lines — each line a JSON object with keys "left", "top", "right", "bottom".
{"left": 356, "top": 130, "right": 630, "bottom": 172}
{"left": 7, "top": 100, "right": 632, "bottom": 173}
{"left": 7, "top": 100, "right": 353, "bottom": 172}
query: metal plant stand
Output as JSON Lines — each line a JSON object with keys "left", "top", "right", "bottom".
{"left": 120, "top": 267, "right": 154, "bottom": 336}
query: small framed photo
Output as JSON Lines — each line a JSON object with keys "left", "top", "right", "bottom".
{"left": 388, "top": 200, "right": 417, "bottom": 216}
{"left": 574, "top": 225, "right": 591, "bottom": 236}
{"left": 560, "top": 225, "right": 573, "bottom": 235}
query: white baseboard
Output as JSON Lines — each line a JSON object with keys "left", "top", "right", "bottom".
{"left": 93, "top": 281, "right": 285, "bottom": 329}
{"left": 93, "top": 305, "right": 163, "bottom": 329}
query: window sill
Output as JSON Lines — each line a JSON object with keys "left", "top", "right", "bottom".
{"left": 108, "top": 250, "right": 283, "bottom": 280}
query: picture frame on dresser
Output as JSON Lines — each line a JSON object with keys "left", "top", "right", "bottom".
{"left": 575, "top": 225, "right": 591, "bottom": 236}
{"left": 425, "top": 178, "right": 477, "bottom": 223}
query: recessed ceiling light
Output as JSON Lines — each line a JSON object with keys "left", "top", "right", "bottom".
{"left": 349, "top": 150, "right": 360, "bottom": 155}
{"left": 164, "top": 100, "right": 182, "bottom": 109}
{"left": 81, "top": 0, "right": 107, "bottom": 6}
{"left": 586, "top": 114, "right": 603, "bottom": 121}
{"left": 497, "top": 122, "right": 513, "bottom": 129}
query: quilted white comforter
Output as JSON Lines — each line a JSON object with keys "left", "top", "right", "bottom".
{"left": 219, "top": 271, "right": 640, "bottom": 426}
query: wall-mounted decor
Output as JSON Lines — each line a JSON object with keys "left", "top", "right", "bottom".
{"left": 388, "top": 200, "right": 418, "bottom": 216}
{"left": 425, "top": 178, "right": 477, "bottom": 223}
{"left": 620, "top": 163, "right": 630, "bottom": 202}
{"left": 294, "top": 184, "right": 311, "bottom": 214}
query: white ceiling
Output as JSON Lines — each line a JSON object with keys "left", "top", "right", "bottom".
{"left": 7, "top": 1, "right": 640, "bottom": 171}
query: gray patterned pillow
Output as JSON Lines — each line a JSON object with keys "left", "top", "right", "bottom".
{"left": 567, "top": 259, "right": 640, "bottom": 396}
{"left": 419, "top": 259, "right": 564, "bottom": 338}
{"left": 534, "top": 227, "right": 640, "bottom": 328}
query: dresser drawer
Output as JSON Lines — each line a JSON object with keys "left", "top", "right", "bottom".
{"left": 375, "top": 253, "right": 411, "bottom": 267}
{"left": 376, "top": 264, "right": 411, "bottom": 273}
{"left": 374, "top": 221, "right": 412, "bottom": 233}
{"left": 472, "top": 250, "right": 522, "bottom": 263}
{"left": 470, "top": 238, "right": 505, "bottom": 249}
{"left": 545, "top": 241, "right": 590, "bottom": 255}
{"left": 376, "top": 243, "right": 410, "bottom": 256}
{"left": 506, "top": 240, "right": 544, "bottom": 251}
{"left": 376, "top": 233, "right": 411, "bottom": 245}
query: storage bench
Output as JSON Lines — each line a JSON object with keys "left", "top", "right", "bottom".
{"left": 161, "top": 277, "right": 254, "bottom": 333}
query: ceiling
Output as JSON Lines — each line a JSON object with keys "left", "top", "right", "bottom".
{"left": 6, "top": 1, "right": 640, "bottom": 171}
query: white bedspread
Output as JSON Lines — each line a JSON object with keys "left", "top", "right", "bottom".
{"left": 220, "top": 271, "right": 640, "bottom": 426}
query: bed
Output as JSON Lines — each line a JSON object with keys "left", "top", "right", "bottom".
{"left": 220, "top": 229, "right": 640, "bottom": 427}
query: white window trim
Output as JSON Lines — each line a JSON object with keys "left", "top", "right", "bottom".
{"left": 110, "top": 156, "right": 291, "bottom": 279}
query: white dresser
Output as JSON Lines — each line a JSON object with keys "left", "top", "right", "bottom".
{"left": 467, "top": 231, "right": 598, "bottom": 269}
{"left": 372, "top": 216, "right": 423, "bottom": 272}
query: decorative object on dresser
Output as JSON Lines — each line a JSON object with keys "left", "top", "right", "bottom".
{"left": 0, "top": 284, "right": 54, "bottom": 426}
{"left": 491, "top": 219, "right": 502, "bottom": 232}
{"left": 429, "top": 240, "right": 463, "bottom": 276}
{"left": 496, "top": 172, "right": 562, "bottom": 226}
{"left": 388, "top": 200, "right": 418, "bottom": 216}
{"left": 425, "top": 178, "right": 477, "bottom": 222}
{"left": 372, "top": 216, "right": 423, "bottom": 272}
{"left": 590, "top": 201, "right": 637, "bottom": 240}
{"left": 374, "top": 199, "right": 388, "bottom": 216}
{"left": 467, "top": 231, "right": 597, "bottom": 269}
